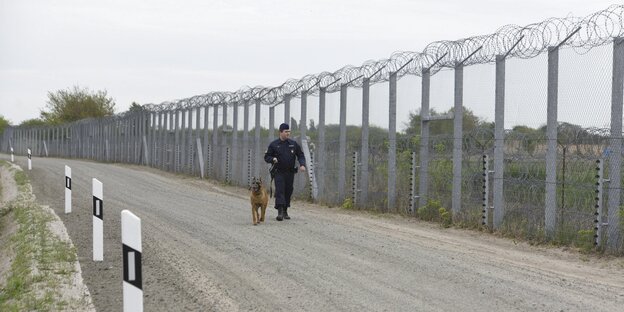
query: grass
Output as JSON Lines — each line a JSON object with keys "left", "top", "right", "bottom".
{"left": 0, "top": 161, "right": 79, "bottom": 311}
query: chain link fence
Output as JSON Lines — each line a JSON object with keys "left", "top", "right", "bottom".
{"left": 3, "top": 5, "right": 624, "bottom": 253}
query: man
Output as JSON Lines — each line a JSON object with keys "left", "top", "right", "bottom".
{"left": 264, "top": 123, "right": 306, "bottom": 221}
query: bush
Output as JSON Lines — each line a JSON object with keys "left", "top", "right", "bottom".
{"left": 439, "top": 208, "right": 452, "bottom": 228}
{"left": 342, "top": 197, "right": 354, "bottom": 209}
{"left": 417, "top": 199, "right": 441, "bottom": 221}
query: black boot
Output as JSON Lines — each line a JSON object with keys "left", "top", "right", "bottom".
{"left": 276, "top": 205, "right": 284, "bottom": 221}
{"left": 283, "top": 206, "right": 290, "bottom": 220}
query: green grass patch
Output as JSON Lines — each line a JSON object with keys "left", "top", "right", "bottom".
{"left": 12, "top": 170, "right": 27, "bottom": 187}
{"left": 0, "top": 166, "right": 78, "bottom": 311}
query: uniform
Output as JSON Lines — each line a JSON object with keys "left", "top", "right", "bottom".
{"left": 264, "top": 137, "right": 306, "bottom": 220}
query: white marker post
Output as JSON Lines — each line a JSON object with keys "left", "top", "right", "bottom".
{"left": 65, "top": 166, "right": 72, "bottom": 214}
{"left": 122, "top": 210, "right": 143, "bottom": 312}
{"left": 27, "top": 148, "right": 32, "bottom": 170}
{"left": 10, "top": 147, "right": 14, "bottom": 162}
{"left": 92, "top": 178, "right": 103, "bottom": 261}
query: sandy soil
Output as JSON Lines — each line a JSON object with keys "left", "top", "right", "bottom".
{"left": 3, "top": 154, "right": 624, "bottom": 311}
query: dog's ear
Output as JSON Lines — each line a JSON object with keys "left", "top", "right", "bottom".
{"left": 259, "top": 177, "right": 263, "bottom": 183}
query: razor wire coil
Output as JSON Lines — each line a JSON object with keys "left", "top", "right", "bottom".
{"left": 135, "top": 5, "right": 624, "bottom": 113}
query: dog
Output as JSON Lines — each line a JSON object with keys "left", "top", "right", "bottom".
{"left": 249, "top": 177, "right": 269, "bottom": 225}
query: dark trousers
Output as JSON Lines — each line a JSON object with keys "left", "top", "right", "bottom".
{"left": 274, "top": 172, "right": 294, "bottom": 208}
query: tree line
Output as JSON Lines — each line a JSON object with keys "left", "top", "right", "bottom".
{"left": 0, "top": 86, "right": 143, "bottom": 136}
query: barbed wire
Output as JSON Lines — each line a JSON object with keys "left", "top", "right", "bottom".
{"left": 140, "top": 5, "right": 624, "bottom": 113}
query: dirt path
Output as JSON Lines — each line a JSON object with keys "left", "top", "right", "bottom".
{"left": 4, "top": 154, "right": 624, "bottom": 311}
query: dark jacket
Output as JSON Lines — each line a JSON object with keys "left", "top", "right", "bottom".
{"left": 264, "top": 138, "right": 306, "bottom": 172}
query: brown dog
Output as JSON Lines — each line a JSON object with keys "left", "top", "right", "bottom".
{"left": 250, "top": 177, "right": 268, "bottom": 225}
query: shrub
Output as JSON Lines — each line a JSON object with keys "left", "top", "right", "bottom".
{"left": 342, "top": 197, "right": 354, "bottom": 210}
{"left": 417, "top": 199, "right": 441, "bottom": 221}
{"left": 439, "top": 208, "right": 452, "bottom": 228}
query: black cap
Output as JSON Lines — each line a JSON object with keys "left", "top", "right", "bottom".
{"left": 279, "top": 123, "right": 290, "bottom": 132}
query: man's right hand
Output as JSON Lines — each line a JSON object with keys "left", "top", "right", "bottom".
{"left": 272, "top": 157, "right": 278, "bottom": 163}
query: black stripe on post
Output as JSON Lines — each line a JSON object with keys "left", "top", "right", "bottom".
{"left": 93, "top": 196, "right": 103, "bottom": 220}
{"left": 122, "top": 244, "right": 143, "bottom": 289}
{"left": 28, "top": 154, "right": 31, "bottom": 159}
{"left": 66, "top": 177, "right": 72, "bottom": 190}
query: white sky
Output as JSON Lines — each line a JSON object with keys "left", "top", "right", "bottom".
{"left": 0, "top": 0, "right": 619, "bottom": 129}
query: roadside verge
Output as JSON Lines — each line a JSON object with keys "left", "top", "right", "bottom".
{"left": 0, "top": 161, "right": 94, "bottom": 311}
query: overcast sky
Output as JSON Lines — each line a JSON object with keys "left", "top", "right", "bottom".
{"left": 0, "top": 0, "right": 619, "bottom": 129}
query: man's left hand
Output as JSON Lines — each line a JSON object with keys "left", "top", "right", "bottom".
{"left": 299, "top": 165, "right": 306, "bottom": 172}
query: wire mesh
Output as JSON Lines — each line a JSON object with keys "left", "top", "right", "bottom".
{"left": 4, "top": 5, "right": 624, "bottom": 252}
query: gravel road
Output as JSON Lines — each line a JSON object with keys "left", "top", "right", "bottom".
{"left": 4, "top": 154, "right": 624, "bottom": 311}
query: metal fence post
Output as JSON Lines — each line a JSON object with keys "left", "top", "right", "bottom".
{"left": 181, "top": 109, "right": 188, "bottom": 172}
{"left": 545, "top": 46, "right": 559, "bottom": 238}
{"left": 160, "top": 112, "right": 165, "bottom": 169}
{"left": 607, "top": 37, "right": 624, "bottom": 251}
{"left": 157, "top": 112, "right": 163, "bottom": 168}
{"left": 132, "top": 114, "right": 138, "bottom": 163}
{"left": 123, "top": 118, "right": 128, "bottom": 163}
{"left": 338, "top": 84, "right": 347, "bottom": 201}
{"left": 187, "top": 108, "right": 194, "bottom": 174}
{"left": 255, "top": 98, "right": 261, "bottom": 178}
{"left": 419, "top": 69, "right": 431, "bottom": 209}
{"left": 493, "top": 54, "right": 506, "bottom": 229}
{"left": 284, "top": 94, "right": 290, "bottom": 124}
{"left": 165, "top": 112, "right": 170, "bottom": 171}
{"left": 242, "top": 101, "right": 250, "bottom": 183}
{"left": 222, "top": 103, "right": 228, "bottom": 180}
{"left": 174, "top": 110, "right": 181, "bottom": 172}
{"left": 269, "top": 106, "right": 275, "bottom": 143}
{"left": 150, "top": 113, "right": 155, "bottom": 166}
{"left": 212, "top": 104, "right": 219, "bottom": 178}
{"left": 318, "top": 87, "right": 326, "bottom": 201}
{"left": 300, "top": 90, "right": 307, "bottom": 140}
{"left": 361, "top": 78, "right": 370, "bottom": 207}
{"left": 232, "top": 102, "right": 239, "bottom": 184}
{"left": 388, "top": 72, "right": 397, "bottom": 212}
{"left": 203, "top": 106, "right": 209, "bottom": 176}
{"left": 360, "top": 78, "right": 370, "bottom": 208}
{"left": 452, "top": 63, "right": 464, "bottom": 216}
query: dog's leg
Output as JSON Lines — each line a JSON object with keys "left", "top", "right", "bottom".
{"left": 260, "top": 202, "right": 267, "bottom": 222}
{"left": 252, "top": 204, "right": 258, "bottom": 225}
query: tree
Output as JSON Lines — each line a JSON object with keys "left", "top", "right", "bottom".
{"left": 290, "top": 117, "right": 298, "bottom": 132}
{"left": 0, "top": 115, "right": 10, "bottom": 136}
{"left": 41, "top": 86, "right": 115, "bottom": 124}
{"left": 403, "top": 106, "right": 484, "bottom": 137}
{"left": 19, "top": 118, "right": 47, "bottom": 127}
{"left": 128, "top": 102, "right": 145, "bottom": 113}
{"left": 309, "top": 119, "right": 316, "bottom": 132}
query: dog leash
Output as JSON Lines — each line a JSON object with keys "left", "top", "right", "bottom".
{"left": 269, "top": 164, "right": 276, "bottom": 198}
